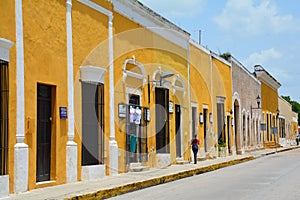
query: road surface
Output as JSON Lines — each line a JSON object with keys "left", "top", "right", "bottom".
{"left": 110, "top": 148, "right": 300, "bottom": 200}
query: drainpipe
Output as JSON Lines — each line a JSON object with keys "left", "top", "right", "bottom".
{"left": 66, "top": 0, "right": 77, "bottom": 183}
{"left": 108, "top": 15, "right": 118, "bottom": 175}
{"left": 14, "top": 0, "right": 29, "bottom": 193}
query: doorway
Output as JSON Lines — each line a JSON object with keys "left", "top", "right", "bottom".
{"left": 82, "top": 83, "right": 104, "bottom": 166}
{"left": 227, "top": 116, "right": 232, "bottom": 154}
{"left": 175, "top": 105, "right": 181, "bottom": 157}
{"left": 155, "top": 88, "right": 169, "bottom": 153}
{"left": 126, "top": 94, "right": 141, "bottom": 163}
{"left": 234, "top": 101, "right": 241, "bottom": 154}
{"left": 36, "top": 84, "right": 52, "bottom": 182}
{"left": 203, "top": 109, "right": 208, "bottom": 152}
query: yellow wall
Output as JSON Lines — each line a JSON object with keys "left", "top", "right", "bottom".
{"left": 189, "top": 44, "right": 212, "bottom": 151}
{"left": 22, "top": 0, "right": 68, "bottom": 190}
{"left": 72, "top": 0, "right": 112, "bottom": 179}
{"left": 261, "top": 82, "right": 278, "bottom": 113}
{"left": 212, "top": 57, "right": 233, "bottom": 151}
{"left": 0, "top": 0, "right": 16, "bottom": 194}
{"left": 113, "top": 10, "right": 189, "bottom": 171}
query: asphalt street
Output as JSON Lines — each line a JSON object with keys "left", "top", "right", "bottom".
{"left": 110, "top": 148, "right": 300, "bottom": 200}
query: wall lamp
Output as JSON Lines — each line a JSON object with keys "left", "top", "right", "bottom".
{"left": 147, "top": 72, "right": 175, "bottom": 103}
{"left": 276, "top": 108, "right": 280, "bottom": 119}
{"left": 250, "top": 95, "right": 261, "bottom": 117}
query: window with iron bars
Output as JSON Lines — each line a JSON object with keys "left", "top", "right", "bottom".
{"left": 0, "top": 60, "right": 9, "bottom": 175}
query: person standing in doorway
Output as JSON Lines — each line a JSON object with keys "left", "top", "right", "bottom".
{"left": 191, "top": 135, "right": 200, "bottom": 164}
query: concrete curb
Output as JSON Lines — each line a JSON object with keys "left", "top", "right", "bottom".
{"left": 66, "top": 146, "right": 300, "bottom": 200}
{"left": 65, "top": 156, "right": 254, "bottom": 200}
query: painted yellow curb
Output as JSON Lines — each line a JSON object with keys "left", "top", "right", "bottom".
{"left": 65, "top": 156, "right": 254, "bottom": 200}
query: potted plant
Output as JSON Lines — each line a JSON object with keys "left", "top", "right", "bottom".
{"left": 218, "top": 138, "right": 227, "bottom": 157}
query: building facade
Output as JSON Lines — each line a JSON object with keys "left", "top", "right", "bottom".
{"left": 253, "top": 65, "right": 281, "bottom": 147}
{"left": 231, "top": 57, "right": 262, "bottom": 154}
{"left": 0, "top": 0, "right": 297, "bottom": 197}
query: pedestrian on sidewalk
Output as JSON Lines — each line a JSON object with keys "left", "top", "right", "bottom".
{"left": 191, "top": 135, "right": 200, "bottom": 164}
{"left": 297, "top": 132, "right": 300, "bottom": 146}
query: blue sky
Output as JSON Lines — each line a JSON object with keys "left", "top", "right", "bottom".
{"left": 139, "top": 0, "right": 300, "bottom": 103}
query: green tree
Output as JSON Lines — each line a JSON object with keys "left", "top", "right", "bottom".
{"left": 282, "top": 96, "right": 300, "bottom": 125}
{"left": 219, "top": 52, "right": 232, "bottom": 61}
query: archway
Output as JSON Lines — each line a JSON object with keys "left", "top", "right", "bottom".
{"left": 234, "top": 99, "right": 242, "bottom": 154}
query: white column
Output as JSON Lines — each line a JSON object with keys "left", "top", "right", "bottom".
{"left": 108, "top": 16, "right": 118, "bottom": 175}
{"left": 14, "top": 0, "right": 28, "bottom": 193}
{"left": 66, "top": 0, "right": 77, "bottom": 183}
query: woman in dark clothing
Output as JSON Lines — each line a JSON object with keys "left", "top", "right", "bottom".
{"left": 191, "top": 135, "right": 200, "bottom": 164}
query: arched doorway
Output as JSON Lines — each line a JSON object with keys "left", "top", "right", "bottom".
{"left": 234, "top": 100, "right": 241, "bottom": 154}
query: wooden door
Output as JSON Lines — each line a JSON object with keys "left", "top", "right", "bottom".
{"left": 36, "top": 84, "right": 52, "bottom": 182}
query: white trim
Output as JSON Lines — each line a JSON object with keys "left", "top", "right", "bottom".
{"left": 15, "top": 0, "right": 25, "bottom": 144}
{"left": 0, "top": 175, "right": 9, "bottom": 198}
{"left": 216, "top": 96, "right": 226, "bottom": 104}
{"left": 77, "top": 0, "right": 112, "bottom": 17}
{"left": 126, "top": 87, "right": 142, "bottom": 104}
{"left": 278, "top": 115, "right": 285, "bottom": 119}
{"left": 211, "top": 51, "right": 232, "bottom": 67}
{"left": 231, "top": 57, "right": 261, "bottom": 85}
{"left": 111, "top": 0, "right": 190, "bottom": 50}
{"left": 191, "top": 102, "right": 198, "bottom": 142}
{"left": 189, "top": 39, "right": 210, "bottom": 55}
{"left": 172, "top": 75, "right": 185, "bottom": 96}
{"left": 14, "top": 0, "right": 29, "bottom": 194}
{"left": 80, "top": 66, "right": 107, "bottom": 84}
{"left": 66, "top": 0, "right": 78, "bottom": 183}
{"left": 123, "top": 58, "right": 146, "bottom": 87}
{"left": 0, "top": 38, "right": 14, "bottom": 62}
{"left": 292, "top": 117, "right": 298, "bottom": 123}
{"left": 108, "top": 14, "right": 118, "bottom": 175}
{"left": 202, "top": 104, "right": 209, "bottom": 109}
{"left": 66, "top": 0, "right": 75, "bottom": 142}
{"left": 152, "top": 69, "right": 172, "bottom": 89}
{"left": 254, "top": 66, "right": 281, "bottom": 90}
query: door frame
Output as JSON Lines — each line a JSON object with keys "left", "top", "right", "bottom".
{"left": 36, "top": 83, "right": 55, "bottom": 182}
{"left": 175, "top": 104, "right": 181, "bottom": 158}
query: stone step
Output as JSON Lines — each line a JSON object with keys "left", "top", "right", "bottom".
{"left": 264, "top": 141, "right": 282, "bottom": 149}
{"left": 129, "top": 163, "right": 150, "bottom": 172}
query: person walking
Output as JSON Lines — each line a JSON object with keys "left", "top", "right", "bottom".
{"left": 191, "top": 135, "right": 200, "bottom": 164}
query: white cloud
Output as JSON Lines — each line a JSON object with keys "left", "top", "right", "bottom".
{"left": 139, "top": 0, "right": 206, "bottom": 19}
{"left": 243, "top": 48, "right": 282, "bottom": 68}
{"left": 214, "top": 0, "right": 300, "bottom": 36}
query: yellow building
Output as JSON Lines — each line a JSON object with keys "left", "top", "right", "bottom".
{"left": 189, "top": 41, "right": 213, "bottom": 158}
{"left": 0, "top": 0, "right": 192, "bottom": 196}
{"left": 211, "top": 53, "right": 234, "bottom": 156}
{"left": 111, "top": 0, "right": 191, "bottom": 172}
{"left": 253, "top": 65, "right": 281, "bottom": 146}
{"left": 292, "top": 112, "right": 298, "bottom": 139}
{"left": 278, "top": 96, "right": 295, "bottom": 146}
{"left": 1, "top": 0, "right": 290, "bottom": 197}
{"left": 189, "top": 41, "right": 233, "bottom": 158}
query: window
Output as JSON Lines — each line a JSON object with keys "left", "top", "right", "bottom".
{"left": 191, "top": 107, "right": 197, "bottom": 136}
{"left": 82, "top": 83, "right": 104, "bottom": 165}
{"left": 0, "top": 60, "right": 9, "bottom": 175}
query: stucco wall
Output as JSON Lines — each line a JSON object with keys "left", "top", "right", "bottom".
{"left": 0, "top": 0, "right": 16, "bottom": 194}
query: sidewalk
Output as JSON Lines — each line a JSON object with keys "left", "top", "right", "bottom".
{"left": 3, "top": 146, "right": 299, "bottom": 200}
